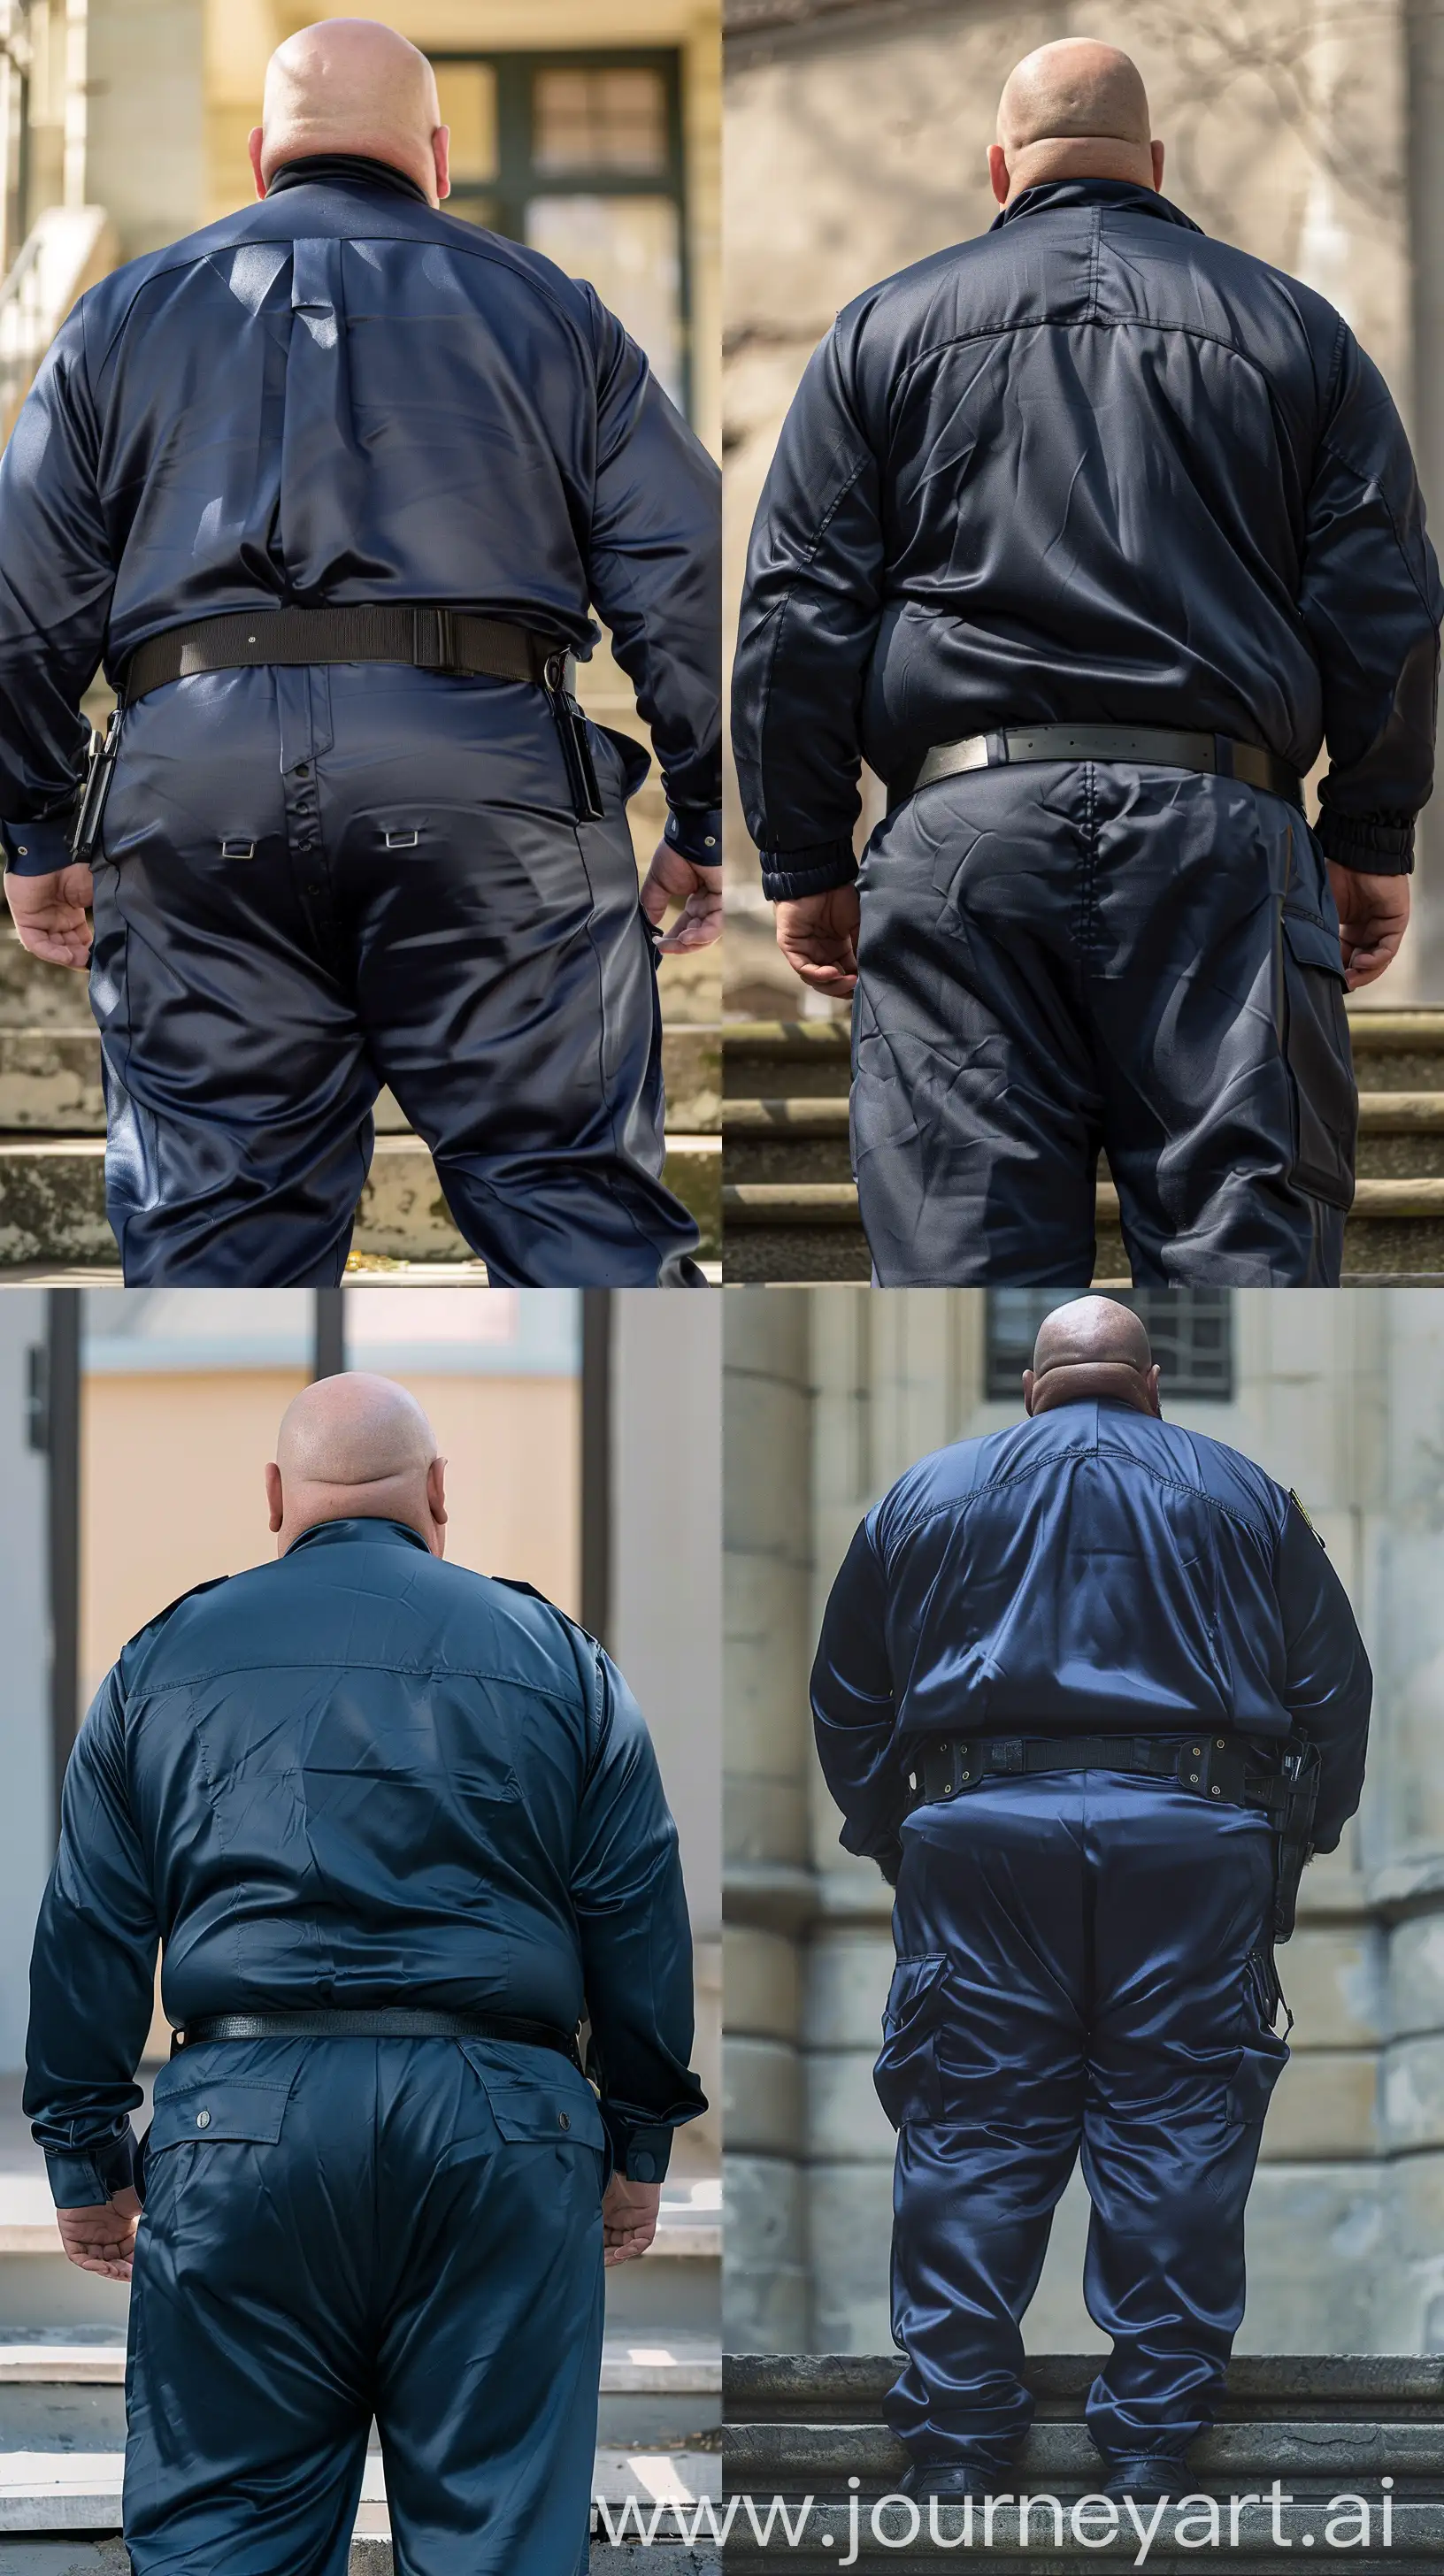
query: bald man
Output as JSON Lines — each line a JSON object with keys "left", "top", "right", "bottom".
{"left": 734, "top": 38, "right": 1441, "bottom": 1288}
{"left": 0, "top": 19, "right": 719, "bottom": 1289}
{"left": 812, "top": 1296, "right": 1371, "bottom": 2501}
{"left": 25, "top": 1372, "right": 706, "bottom": 2576}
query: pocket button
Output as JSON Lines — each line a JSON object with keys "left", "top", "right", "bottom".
{"left": 558, "top": 2112, "right": 571, "bottom": 2130}
{"left": 196, "top": 2110, "right": 211, "bottom": 2129}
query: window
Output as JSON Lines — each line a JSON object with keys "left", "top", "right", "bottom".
{"left": 984, "top": 1290, "right": 1234, "bottom": 1403}
{"left": 430, "top": 50, "right": 688, "bottom": 417}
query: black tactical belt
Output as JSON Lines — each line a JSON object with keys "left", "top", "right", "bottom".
{"left": 889, "top": 725, "right": 1303, "bottom": 813}
{"left": 902, "top": 1732, "right": 1292, "bottom": 1817}
{"left": 173, "top": 2006, "right": 581, "bottom": 2066}
{"left": 121, "top": 606, "right": 572, "bottom": 704}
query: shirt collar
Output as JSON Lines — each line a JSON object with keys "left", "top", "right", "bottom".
{"left": 284, "top": 1515, "right": 433, "bottom": 1558}
{"left": 990, "top": 177, "right": 1203, "bottom": 234}
{"left": 265, "top": 152, "right": 430, "bottom": 206}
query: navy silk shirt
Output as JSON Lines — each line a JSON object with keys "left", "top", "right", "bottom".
{"left": 0, "top": 157, "right": 721, "bottom": 875}
{"left": 813, "top": 1399, "right": 1372, "bottom": 1877}
{"left": 734, "top": 178, "right": 1441, "bottom": 898}
{"left": 26, "top": 1517, "right": 705, "bottom": 2204}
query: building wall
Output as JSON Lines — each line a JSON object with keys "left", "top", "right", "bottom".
{"left": 723, "top": 1288, "right": 1444, "bottom": 2357}
{"left": 0, "top": 1294, "right": 52, "bottom": 2075}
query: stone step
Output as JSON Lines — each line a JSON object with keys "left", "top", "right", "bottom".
{"left": 728, "top": 2415, "right": 1444, "bottom": 2480}
{"left": 724, "top": 2352, "right": 1444, "bottom": 2422}
{"left": 0, "top": 1134, "right": 721, "bottom": 1269}
{"left": 0, "top": 2443, "right": 722, "bottom": 2562}
{"left": 0, "top": 1024, "right": 722, "bottom": 1135}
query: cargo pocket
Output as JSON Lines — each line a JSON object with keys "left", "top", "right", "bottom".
{"left": 874, "top": 1954, "right": 950, "bottom": 2130}
{"left": 1225, "top": 1946, "right": 1291, "bottom": 2131}
{"left": 1280, "top": 912, "right": 1356, "bottom": 1209}
{"left": 459, "top": 2043, "right": 606, "bottom": 2157}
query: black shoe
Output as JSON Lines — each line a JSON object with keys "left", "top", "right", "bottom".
{"left": 1102, "top": 2457, "right": 1189, "bottom": 2503}
{"left": 899, "top": 2462, "right": 997, "bottom": 2501}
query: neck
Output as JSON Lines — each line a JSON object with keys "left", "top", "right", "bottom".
{"left": 280, "top": 1491, "right": 437, "bottom": 1554}
{"left": 1004, "top": 141, "right": 1156, "bottom": 204}
{"left": 1029, "top": 1363, "right": 1155, "bottom": 1417}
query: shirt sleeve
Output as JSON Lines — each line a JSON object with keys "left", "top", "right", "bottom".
{"left": 1299, "top": 320, "right": 1443, "bottom": 877}
{"left": 583, "top": 288, "right": 722, "bottom": 847}
{"left": 731, "top": 319, "right": 885, "bottom": 900}
{"left": 23, "top": 1661, "right": 157, "bottom": 2206}
{"left": 810, "top": 1511, "right": 902, "bottom": 1878}
{"left": 0, "top": 298, "right": 115, "bottom": 875}
{"left": 1275, "top": 1496, "right": 1373, "bottom": 1852}
{"left": 571, "top": 1644, "right": 708, "bottom": 2181}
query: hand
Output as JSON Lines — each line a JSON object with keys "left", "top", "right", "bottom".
{"left": 640, "top": 842, "right": 721, "bottom": 954}
{"left": 775, "top": 886, "right": 860, "bottom": 998}
{"left": 603, "top": 2174, "right": 662, "bottom": 2266}
{"left": 56, "top": 2186, "right": 142, "bottom": 2281}
{"left": 1328, "top": 862, "right": 1410, "bottom": 991}
{"left": 5, "top": 862, "right": 94, "bottom": 970}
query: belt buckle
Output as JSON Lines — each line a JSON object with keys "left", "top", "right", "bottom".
{"left": 413, "top": 607, "right": 454, "bottom": 671}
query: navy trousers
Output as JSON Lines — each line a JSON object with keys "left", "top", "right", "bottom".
{"left": 851, "top": 762, "right": 1355, "bottom": 1285}
{"left": 88, "top": 664, "right": 703, "bottom": 1286}
{"left": 878, "top": 1770, "right": 1287, "bottom": 2473}
{"left": 125, "top": 2037, "right": 605, "bottom": 2576}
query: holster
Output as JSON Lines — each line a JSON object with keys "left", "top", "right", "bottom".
{"left": 542, "top": 650, "right": 604, "bottom": 824}
{"left": 1272, "top": 1736, "right": 1321, "bottom": 1941}
{"left": 69, "top": 712, "right": 120, "bottom": 864}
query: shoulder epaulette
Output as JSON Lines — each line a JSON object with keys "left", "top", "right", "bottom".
{"left": 1289, "top": 1489, "right": 1326, "bottom": 1548}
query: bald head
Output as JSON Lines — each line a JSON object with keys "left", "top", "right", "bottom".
{"left": 265, "top": 1373, "right": 448, "bottom": 1555}
{"left": 1022, "top": 1296, "right": 1162, "bottom": 1419}
{"left": 989, "top": 41, "right": 1162, "bottom": 210}
{"left": 250, "top": 19, "right": 449, "bottom": 208}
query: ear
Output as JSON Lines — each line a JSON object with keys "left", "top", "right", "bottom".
{"left": 988, "top": 142, "right": 1010, "bottom": 208}
{"left": 248, "top": 128, "right": 267, "bottom": 201}
{"left": 433, "top": 125, "right": 450, "bottom": 203}
{"left": 1021, "top": 1368, "right": 1037, "bottom": 1417}
{"left": 1150, "top": 139, "right": 1165, "bottom": 191}
{"left": 1145, "top": 1362, "right": 1163, "bottom": 1416}
{"left": 265, "top": 1460, "right": 284, "bottom": 1537}
{"left": 426, "top": 1455, "right": 449, "bottom": 1555}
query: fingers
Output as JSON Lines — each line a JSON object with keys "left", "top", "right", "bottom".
{"left": 781, "top": 954, "right": 857, "bottom": 996}
{"left": 638, "top": 861, "right": 672, "bottom": 928}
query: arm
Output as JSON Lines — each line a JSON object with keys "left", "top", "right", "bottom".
{"left": 24, "top": 1662, "right": 158, "bottom": 2207}
{"left": 1299, "top": 325, "right": 1442, "bottom": 983}
{"left": 0, "top": 301, "right": 114, "bottom": 880}
{"left": 584, "top": 291, "right": 721, "bottom": 876}
{"left": 732, "top": 322, "right": 885, "bottom": 902}
{"left": 1275, "top": 1496, "right": 1372, "bottom": 1852}
{"left": 811, "top": 1513, "right": 902, "bottom": 1880}
{"left": 571, "top": 1646, "right": 707, "bottom": 2187}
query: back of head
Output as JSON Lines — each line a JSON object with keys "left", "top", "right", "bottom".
{"left": 1024, "top": 1294, "right": 1160, "bottom": 1418}
{"left": 270, "top": 1372, "right": 446, "bottom": 1553}
{"left": 258, "top": 18, "right": 442, "bottom": 200}
{"left": 994, "top": 39, "right": 1157, "bottom": 203}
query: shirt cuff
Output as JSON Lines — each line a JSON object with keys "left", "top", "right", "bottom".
{"left": 664, "top": 806, "right": 722, "bottom": 868}
{"left": 44, "top": 2126, "right": 139, "bottom": 2208}
{"left": 1314, "top": 806, "right": 1416, "bottom": 875}
{"left": 3, "top": 815, "right": 76, "bottom": 877}
{"left": 759, "top": 838, "right": 858, "bottom": 901}
{"left": 603, "top": 2118, "right": 677, "bottom": 2183}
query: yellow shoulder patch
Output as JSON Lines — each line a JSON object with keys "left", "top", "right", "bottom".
{"left": 1289, "top": 1489, "right": 1325, "bottom": 1548}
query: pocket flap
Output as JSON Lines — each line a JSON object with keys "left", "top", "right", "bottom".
{"left": 459, "top": 2043, "right": 605, "bottom": 2150}
{"left": 147, "top": 2078, "right": 291, "bottom": 2151}
{"left": 1283, "top": 913, "right": 1347, "bottom": 982}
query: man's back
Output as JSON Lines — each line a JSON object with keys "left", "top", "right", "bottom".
{"left": 812, "top": 1400, "right": 1372, "bottom": 1866}
{"left": 0, "top": 164, "right": 718, "bottom": 813}
{"left": 735, "top": 174, "right": 1439, "bottom": 878}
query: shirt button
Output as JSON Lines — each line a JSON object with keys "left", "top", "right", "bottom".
{"left": 557, "top": 2112, "right": 571, "bottom": 2130}
{"left": 196, "top": 2110, "right": 211, "bottom": 2129}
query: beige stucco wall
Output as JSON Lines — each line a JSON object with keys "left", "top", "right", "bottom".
{"left": 81, "top": 1367, "right": 580, "bottom": 1708}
